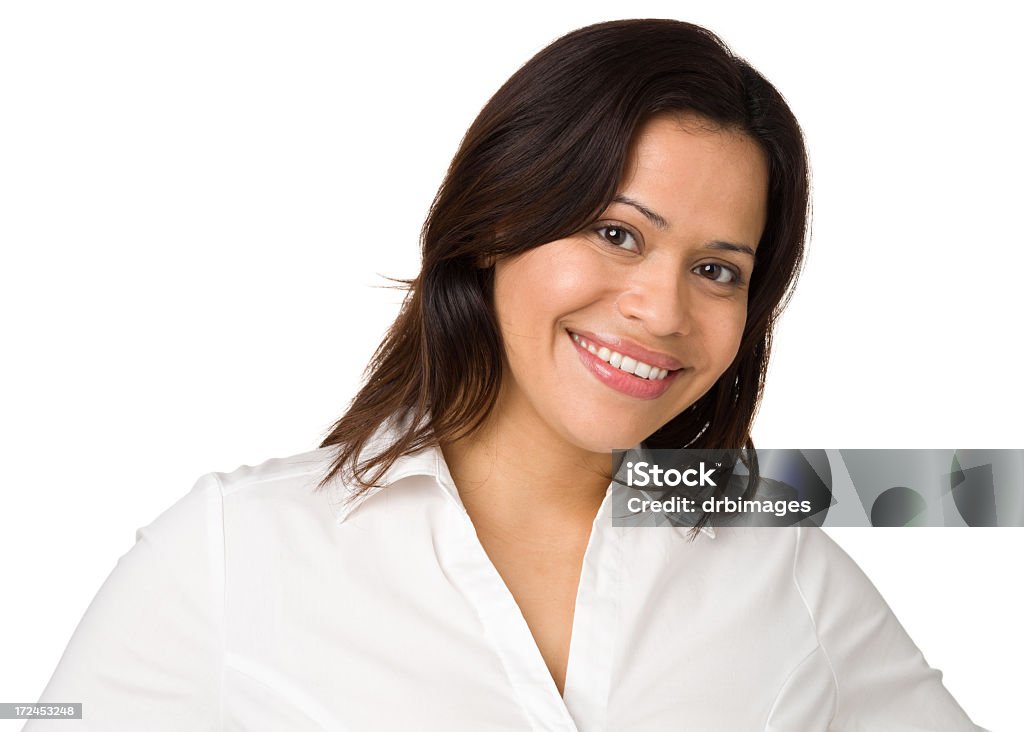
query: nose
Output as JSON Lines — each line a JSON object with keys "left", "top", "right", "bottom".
{"left": 615, "top": 268, "right": 693, "bottom": 337}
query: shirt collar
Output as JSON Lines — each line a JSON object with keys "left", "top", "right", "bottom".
{"left": 330, "top": 445, "right": 465, "bottom": 523}
{"left": 326, "top": 415, "right": 715, "bottom": 539}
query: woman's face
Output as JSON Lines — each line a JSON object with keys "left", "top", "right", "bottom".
{"left": 491, "top": 112, "right": 769, "bottom": 453}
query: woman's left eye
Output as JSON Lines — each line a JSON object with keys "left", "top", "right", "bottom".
{"left": 694, "top": 263, "right": 740, "bottom": 285}
{"left": 596, "top": 225, "right": 640, "bottom": 253}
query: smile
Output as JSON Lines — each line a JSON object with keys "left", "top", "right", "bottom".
{"left": 569, "top": 331, "right": 672, "bottom": 380}
{"left": 567, "top": 330, "right": 682, "bottom": 400}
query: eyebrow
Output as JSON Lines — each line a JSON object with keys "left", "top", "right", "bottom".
{"left": 704, "top": 240, "right": 757, "bottom": 258}
{"left": 611, "top": 194, "right": 757, "bottom": 258}
{"left": 613, "top": 194, "right": 669, "bottom": 230}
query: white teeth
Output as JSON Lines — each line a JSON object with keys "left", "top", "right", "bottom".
{"left": 569, "top": 331, "right": 671, "bottom": 381}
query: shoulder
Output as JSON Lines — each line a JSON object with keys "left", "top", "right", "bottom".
{"left": 789, "top": 525, "right": 884, "bottom": 618}
{"left": 712, "top": 525, "right": 886, "bottom": 628}
{"left": 139, "top": 445, "right": 343, "bottom": 554}
{"left": 212, "top": 445, "right": 344, "bottom": 532}
{"left": 707, "top": 525, "right": 867, "bottom": 581}
{"left": 692, "top": 525, "right": 875, "bottom": 622}
{"left": 704, "top": 525, "right": 905, "bottom": 644}
{"left": 212, "top": 445, "right": 339, "bottom": 501}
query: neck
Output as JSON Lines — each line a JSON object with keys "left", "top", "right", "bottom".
{"left": 441, "top": 394, "right": 612, "bottom": 546}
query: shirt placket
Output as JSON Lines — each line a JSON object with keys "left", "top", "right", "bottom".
{"left": 560, "top": 495, "right": 622, "bottom": 732}
{"left": 435, "top": 486, "right": 621, "bottom": 732}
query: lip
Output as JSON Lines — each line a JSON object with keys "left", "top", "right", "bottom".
{"left": 567, "top": 330, "right": 682, "bottom": 400}
{"left": 565, "top": 328, "right": 684, "bottom": 371}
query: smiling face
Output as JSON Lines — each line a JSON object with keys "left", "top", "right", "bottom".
{"left": 490, "top": 112, "right": 770, "bottom": 454}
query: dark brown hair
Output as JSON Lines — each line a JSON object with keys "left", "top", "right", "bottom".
{"left": 316, "top": 19, "right": 810, "bottom": 513}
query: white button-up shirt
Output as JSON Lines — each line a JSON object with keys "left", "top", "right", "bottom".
{"left": 28, "top": 425, "right": 985, "bottom": 731}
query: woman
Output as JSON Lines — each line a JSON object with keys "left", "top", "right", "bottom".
{"left": 28, "top": 19, "right": 984, "bottom": 731}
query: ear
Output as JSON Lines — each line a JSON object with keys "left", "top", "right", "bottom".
{"left": 475, "top": 253, "right": 497, "bottom": 269}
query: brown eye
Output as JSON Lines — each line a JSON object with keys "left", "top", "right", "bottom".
{"left": 694, "top": 263, "right": 740, "bottom": 285}
{"left": 595, "top": 225, "right": 640, "bottom": 252}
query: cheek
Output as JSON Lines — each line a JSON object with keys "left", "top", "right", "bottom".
{"left": 699, "top": 304, "right": 748, "bottom": 370}
{"left": 493, "top": 243, "right": 605, "bottom": 329}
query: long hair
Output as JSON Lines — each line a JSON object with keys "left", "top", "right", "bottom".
{"left": 316, "top": 19, "right": 810, "bottom": 515}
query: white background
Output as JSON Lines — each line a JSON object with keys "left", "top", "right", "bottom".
{"left": 1, "top": 2, "right": 1020, "bottom": 729}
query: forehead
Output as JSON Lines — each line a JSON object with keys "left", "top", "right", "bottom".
{"left": 619, "top": 113, "right": 769, "bottom": 245}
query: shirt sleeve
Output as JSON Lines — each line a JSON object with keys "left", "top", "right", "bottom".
{"left": 23, "top": 473, "right": 224, "bottom": 732}
{"left": 792, "top": 525, "right": 987, "bottom": 732}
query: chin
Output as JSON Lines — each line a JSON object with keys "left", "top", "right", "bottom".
{"left": 557, "top": 418, "right": 656, "bottom": 454}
